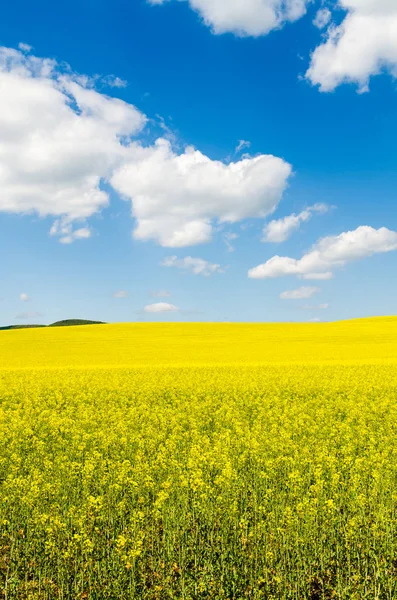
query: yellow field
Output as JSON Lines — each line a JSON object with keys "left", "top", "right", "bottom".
{"left": 1, "top": 319, "right": 397, "bottom": 599}
{"left": 2, "top": 317, "right": 397, "bottom": 369}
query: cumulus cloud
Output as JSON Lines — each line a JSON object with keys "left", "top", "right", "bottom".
{"left": 307, "top": 0, "right": 397, "bottom": 92}
{"left": 113, "top": 290, "right": 128, "bottom": 298}
{"left": 263, "top": 203, "right": 329, "bottom": 243}
{"left": 20, "top": 293, "right": 30, "bottom": 302}
{"left": 15, "top": 311, "right": 42, "bottom": 320}
{"left": 148, "top": 0, "right": 311, "bottom": 37}
{"left": 249, "top": 226, "right": 397, "bottom": 279}
{"left": 111, "top": 138, "right": 292, "bottom": 247}
{"left": 280, "top": 286, "right": 320, "bottom": 300}
{"left": 144, "top": 302, "right": 179, "bottom": 313}
{"left": 161, "top": 255, "right": 224, "bottom": 276}
{"left": 0, "top": 44, "right": 292, "bottom": 248}
{"left": 0, "top": 45, "right": 146, "bottom": 237}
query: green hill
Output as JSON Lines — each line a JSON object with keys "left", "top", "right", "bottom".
{"left": 0, "top": 320, "right": 106, "bottom": 331}
{"left": 0, "top": 324, "right": 46, "bottom": 331}
{"left": 49, "top": 319, "right": 106, "bottom": 327}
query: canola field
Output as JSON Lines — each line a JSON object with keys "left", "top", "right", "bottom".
{"left": 1, "top": 319, "right": 397, "bottom": 599}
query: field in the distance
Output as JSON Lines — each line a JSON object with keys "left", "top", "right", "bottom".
{"left": 1, "top": 319, "right": 397, "bottom": 599}
{"left": 2, "top": 317, "right": 397, "bottom": 369}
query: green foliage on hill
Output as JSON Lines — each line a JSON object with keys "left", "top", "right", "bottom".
{"left": 0, "top": 320, "right": 106, "bottom": 331}
{"left": 0, "top": 325, "right": 46, "bottom": 331}
{"left": 48, "top": 319, "right": 106, "bottom": 327}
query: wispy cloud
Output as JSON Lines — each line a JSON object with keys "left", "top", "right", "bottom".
{"left": 280, "top": 286, "right": 320, "bottom": 300}
{"left": 312, "top": 8, "right": 331, "bottom": 30}
{"left": 301, "top": 272, "right": 333, "bottom": 281}
{"left": 235, "top": 140, "right": 251, "bottom": 154}
{"left": 224, "top": 232, "right": 239, "bottom": 253}
{"left": 151, "top": 290, "right": 171, "bottom": 298}
{"left": 50, "top": 220, "right": 92, "bottom": 244}
{"left": 18, "top": 42, "right": 33, "bottom": 52}
{"left": 161, "top": 256, "right": 224, "bottom": 276}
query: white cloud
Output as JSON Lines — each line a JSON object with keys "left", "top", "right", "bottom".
{"left": 161, "top": 255, "right": 224, "bottom": 276}
{"left": 69, "top": 228, "right": 91, "bottom": 241}
{"left": 156, "top": 114, "right": 178, "bottom": 144}
{"left": 224, "top": 231, "right": 239, "bottom": 252}
{"left": 301, "top": 271, "right": 334, "bottom": 280}
{"left": 0, "top": 45, "right": 146, "bottom": 234}
{"left": 263, "top": 203, "right": 329, "bottom": 243}
{"left": 149, "top": 0, "right": 311, "bottom": 37}
{"left": 0, "top": 45, "right": 292, "bottom": 249}
{"left": 111, "top": 138, "right": 291, "bottom": 247}
{"left": 144, "top": 302, "right": 179, "bottom": 313}
{"left": 20, "top": 293, "right": 30, "bottom": 302}
{"left": 307, "top": 0, "right": 397, "bottom": 92}
{"left": 249, "top": 225, "right": 397, "bottom": 279}
{"left": 50, "top": 220, "right": 92, "bottom": 244}
{"left": 18, "top": 42, "right": 33, "bottom": 53}
{"left": 313, "top": 8, "right": 332, "bottom": 29}
{"left": 151, "top": 290, "right": 172, "bottom": 297}
{"left": 280, "top": 286, "right": 320, "bottom": 299}
{"left": 236, "top": 140, "right": 251, "bottom": 153}
{"left": 101, "top": 75, "right": 128, "bottom": 88}
{"left": 15, "top": 311, "right": 42, "bottom": 320}
{"left": 113, "top": 290, "right": 128, "bottom": 298}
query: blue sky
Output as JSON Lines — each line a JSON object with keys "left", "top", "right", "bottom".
{"left": 1, "top": 0, "right": 397, "bottom": 324}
